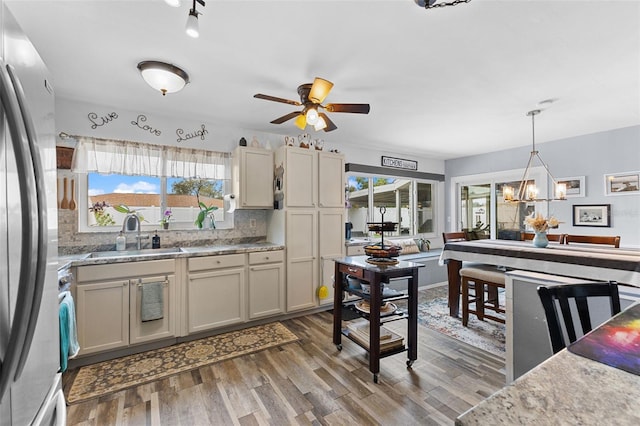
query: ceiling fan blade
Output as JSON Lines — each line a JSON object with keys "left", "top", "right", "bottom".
{"left": 325, "top": 103, "right": 370, "bottom": 114}
{"left": 308, "top": 77, "right": 334, "bottom": 104}
{"left": 319, "top": 113, "right": 338, "bottom": 132}
{"left": 270, "top": 111, "right": 302, "bottom": 124}
{"left": 254, "top": 93, "right": 301, "bottom": 106}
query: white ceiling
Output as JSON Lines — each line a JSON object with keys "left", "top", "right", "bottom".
{"left": 7, "top": 0, "right": 640, "bottom": 160}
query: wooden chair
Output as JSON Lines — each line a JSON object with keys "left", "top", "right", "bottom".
{"left": 522, "top": 232, "right": 566, "bottom": 244}
{"left": 565, "top": 235, "right": 621, "bottom": 248}
{"left": 537, "top": 281, "right": 621, "bottom": 354}
{"left": 443, "top": 232, "right": 505, "bottom": 327}
{"left": 442, "top": 232, "right": 468, "bottom": 244}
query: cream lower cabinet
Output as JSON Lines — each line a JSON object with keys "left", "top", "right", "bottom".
{"left": 187, "top": 253, "right": 246, "bottom": 334}
{"left": 318, "top": 209, "right": 346, "bottom": 306}
{"left": 248, "top": 250, "right": 285, "bottom": 319}
{"left": 75, "top": 259, "right": 176, "bottom": 356}
{"left": 285, "top": 210, "right": 318, "bottom": 312}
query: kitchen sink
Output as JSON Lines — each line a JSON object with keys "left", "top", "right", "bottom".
{"left": 88, "top": 247, "right": 185, "bottom": 259}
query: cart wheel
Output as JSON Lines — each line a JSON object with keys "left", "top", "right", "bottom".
{"left": 373, "top": 374, "right": 378, "bottom": 383}
{"left": 336, "top": 344, "right": 342, "bottom": 351}
{"left": 407, "top": 360, "right": 415, "bottom": 368}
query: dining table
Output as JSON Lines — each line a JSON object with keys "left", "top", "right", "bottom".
{"left": 440, "top": 239, "right": 640, "bottom": 317}
{"left": 456, "top": 302, "right": 640, "bottom": 425}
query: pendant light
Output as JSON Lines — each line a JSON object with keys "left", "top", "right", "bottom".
{"left": 137, "top": 61, "right": 190, "bottom": 96}
{"left": 503, "top": 109, "right": 566, "bottom": 203}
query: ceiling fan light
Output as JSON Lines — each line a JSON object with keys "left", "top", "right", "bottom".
{"left": 137, "top": 61, "right": 189, "bottom": 96}
{"left": 314, "top": 116, "right": 327, "bottom": 131}
{"left": 294, "top": 114, "right": 307, "bottom": 130}
{"left": 185, "top": 10, "right": 199, "bottom": 38}
{"left": 309, "top": 77, "right": 334, "bottom": 104}
{"left": 305, "top": 107, "right": 319, "bottom": 125}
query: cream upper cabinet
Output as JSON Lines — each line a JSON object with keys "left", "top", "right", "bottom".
{"left": 187, "top": 253, "right": 246, "bottom": 333}
{"left": 232, "top": 146, "right": 274, "bottom": 209}
{"left": 276, "top": 146, "right": 344, "bottom": 209}
{"left": 318, "top": 151, "right": 345, "bottom": 208}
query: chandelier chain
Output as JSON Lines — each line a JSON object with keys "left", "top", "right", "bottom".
{"left": 424, "top": 0, "right": 472, "bottom": 9}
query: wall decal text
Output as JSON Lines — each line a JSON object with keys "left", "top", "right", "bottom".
{"left": 176, "top": 125, "right": 208, "bottom": 143}
{"left": 131, "top": 114, "right": 161, "bottom": 136}
{"left": 88, "top": 112, "right": 118, "bottom": 129}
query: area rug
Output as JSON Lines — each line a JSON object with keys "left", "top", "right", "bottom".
{"left": 399, "top": 284, "right": 506, "bottom": 357}
{"left": 66, "top": 322, "right": 298, "bottom": 404}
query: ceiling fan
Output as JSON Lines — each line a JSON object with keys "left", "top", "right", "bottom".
{"left": 253, "top": 77, "right": 370, "bottom": 132}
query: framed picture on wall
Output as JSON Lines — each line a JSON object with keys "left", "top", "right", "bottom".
{"left": 556, "top": 176, "right": 585, "bottom": 198}
{"left": 572, "top": 204, "right": 611, "bottom": 227}
{"left": 604, "top": 171, "right": 640, "bottom": 196}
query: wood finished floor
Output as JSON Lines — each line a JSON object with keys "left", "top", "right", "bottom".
{"left": 62, "top": 311, "right": 505, "bottom": 425}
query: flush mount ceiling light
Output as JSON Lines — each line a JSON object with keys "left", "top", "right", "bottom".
{"left": 137, "top": 61, "right": 190, "bottom": 96}
{"left": 503, "top": 109, "right": 567, "bottom": 203}
{"left": 164, "top": 0, "right": 181, "bottom": 7}
{"left": 185, "top": 0, "right": 206, "bottom": 38}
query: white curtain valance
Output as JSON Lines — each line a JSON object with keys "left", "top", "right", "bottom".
{"left": 71, "top": 136, "right": 230, "bottom": 179}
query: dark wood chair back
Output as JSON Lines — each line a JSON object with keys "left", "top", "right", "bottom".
{"left": 522, "top": 232, "right": 566, "bottom": 244}
{"left": 537, "top": 281, "right": 621, "bottom": 354}
{"left": 442, "top": 232, "right": 468, "bottom": 244}
{"left": 565, "top": 235, "right": 621, "bottom": 248}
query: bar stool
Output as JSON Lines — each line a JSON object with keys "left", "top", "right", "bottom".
{"left": 460, "top": 265, "right": 506, "bottom": 326}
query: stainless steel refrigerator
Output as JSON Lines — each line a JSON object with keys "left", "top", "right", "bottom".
{"left": 1, "top": 2, "right": 65, "bottom": 425}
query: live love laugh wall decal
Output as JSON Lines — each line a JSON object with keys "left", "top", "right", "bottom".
{"left": 85, "top": 111, "right": 208, "bottom": 143}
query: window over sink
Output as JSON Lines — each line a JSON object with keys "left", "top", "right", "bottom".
{"left": 72, "top": 136, "right": 232, "bottom": 232}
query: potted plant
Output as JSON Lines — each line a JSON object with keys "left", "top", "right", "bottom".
{"left": 160, "top": 209, "right": 172, "bottom": 229}
{"left": 195, "top": 202, "right": 218, "bottom": 229}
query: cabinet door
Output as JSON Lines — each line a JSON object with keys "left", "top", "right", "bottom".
{"left": 318, "top": 152, "right": 345, "bottom": 208}
{"left": 187, "top": 267, "right": 245, "bottom": 333}
{"left": 248, "top": 262, "right": 284, "bottom": 319}
{"left": 76, "top": 279, "right": 129, "bottom": 355}
{"left": 236, "top": 148, "right": 274, "bottom": 208}
{"left": 129, "top": 274, "right": 176, "bottom": 345}
{"left": 318, "top": 209, "right": 346, "bottom": 306}
{"left": 285, "top": 148, "right": 317, "bottom": 208}
{"left": 286, "top": 210, "right": 318, "bottom": 311}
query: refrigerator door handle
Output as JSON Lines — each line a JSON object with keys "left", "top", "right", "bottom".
{"left": 6, "top": 63, "right": 49, "bottom": 381}
{"left": 0, "top": 60, "right": 41, "bottom": 401}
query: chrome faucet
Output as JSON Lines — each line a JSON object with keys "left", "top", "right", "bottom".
{"left": 121, "top": 213, "right": 149, "bottom": 250}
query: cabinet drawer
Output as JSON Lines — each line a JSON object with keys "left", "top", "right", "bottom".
{"left": 249, "top": 250, "right": 284, "bottom": 265}
{"left": 76, "top": 259, "right": 175, "bottom": 282}
{"left": 347, "top": 245, "right": 366, "bottom": 256}
{"left": 338, "top": 263, "right": 364, "bottom": 279}
{"left": 188, "top": 253, "right": 246, "bottom": 272}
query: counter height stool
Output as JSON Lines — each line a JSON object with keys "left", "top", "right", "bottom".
{"left": 443, "top": 232, "right": 506, "bottom": 326}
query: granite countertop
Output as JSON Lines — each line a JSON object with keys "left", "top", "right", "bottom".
{"left": 456, "top": 349, "right": 640, "bottom": 425}
{"left": 58, "top": 242, "right": 284, "bottom": 269}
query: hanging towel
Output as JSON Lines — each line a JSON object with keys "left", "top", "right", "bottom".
{"left": 141, "top": 281, "right": 164, "bottom": 322}
{"left": 59, "top": 291, "right": 80, "bottom": 373}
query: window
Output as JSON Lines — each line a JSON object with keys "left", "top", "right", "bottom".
{"left": 73, "top": 136, "right": 231, "bottom": 232}
{"left": 346, "top": 173, "right": 436, "bottom": 239}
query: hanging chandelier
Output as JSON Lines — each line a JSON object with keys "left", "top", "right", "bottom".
{"left": 503, "top": 109, "right": 567, "bottom": 203}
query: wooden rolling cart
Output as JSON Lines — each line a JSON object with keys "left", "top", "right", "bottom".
{"left": 333, "top": 256, "right": 423, "bottom": 383}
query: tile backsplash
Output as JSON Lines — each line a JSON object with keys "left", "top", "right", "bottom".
{"left": 58, "top": 208, "right": 269, "bottom": 255}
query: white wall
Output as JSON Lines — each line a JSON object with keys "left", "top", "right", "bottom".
{"left": 444, "top": 125, "right": 640, "bottom": 247}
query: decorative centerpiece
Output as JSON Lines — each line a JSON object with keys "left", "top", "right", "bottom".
{"left": 524, "top": 213, "right": 559, "bottom": 248}
{"left": 364, "top": 206, "right": 402, "bottom": 265}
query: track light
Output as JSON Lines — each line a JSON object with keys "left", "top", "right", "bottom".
{"left": 186, "top": 0, "right": 205, "bottom": 38}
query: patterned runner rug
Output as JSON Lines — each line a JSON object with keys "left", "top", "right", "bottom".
{"left": 66, "top": 322, "right": 298, "bottom": 404}
{"left": 399, "top": 283, "right": 506, "bottom": 357}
